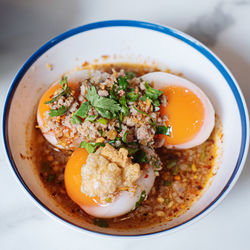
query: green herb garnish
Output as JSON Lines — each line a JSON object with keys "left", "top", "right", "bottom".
{"left": 135, "top": 190, "right": 146, "bottom": 209}
{"left": 110, "top": 85, "right": 118, "bottom": 100}
{"left": 45, "top": 76, "right": 70, "bottom": 104}
{"left": 121, "top": 106, "right": 129, "bottom": 116}
{"left": 144, "top": 81, "right": 163, "bottom": 100}
{"left": 156, "top": 125, "right": 171, "bottom": 136}
{"left": 163, "top": 180, "right": 172, "bottom": 186}
{"left": 140, "top": 95, "right": 147, "bottom": 102}
{"left": 95, "top": 107, "right": 113, "bottom": 119}
{"left": 123, "top": 131, "right": 128, "bottom": 143}
{"left": 166, "top": 160, "right": 177, "bottom": 169}
{"left": 79, "top": 141, "right": 105, "bottom": 153}
{"left": 93, "top": 218, "right": 109, "bottom": 228}
{"left": 85, "top": 115, "right": 98, "bottom": 122}
{"left": 71, "top": 102, "right": 90, "bottom": 124}
{"left": 117, "top": 76, "right": 129, "bottom": 90}
{"left": 118, "top": 96, "right": 129, "bottom": 116}
{"left": 127, "top": 91, "right": 139, "bottom": 102}
{"left": 70, "top": 115, "right": 82, "bottom": 124}
{"left": 133, "top": 105, "right": 148, "bottom": 116}
{"left": 173, "top": 166, "right": 179, "bottom": 176}
{"left": 165, "top": 198, "right": 169, "bottom": 204}
{"left": 45, "top": 91, "right": 65, "bottom": 104}
{"left": 127, "top": 147, "right": 140, "bottom": 155}
{"left": 117, "top": 113, "right": 123, "bottom": 133}
{"left": 97, "top": 118, "right": 108, "bottom": 125}
{"left": 59, "top": 76, "right": 70, "bottom": 91}
{"left": 86, "top": 86, "right": 120, "bottom": 118}
{"left": 133, "top": 149, "right": 148, "bottom": 163}
{"left": 49, "top": 105, "right": 68, "bottom": 117}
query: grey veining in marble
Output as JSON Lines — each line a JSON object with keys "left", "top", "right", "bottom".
{"left": 186, "top": 2, "right": 234, "bottom": 46}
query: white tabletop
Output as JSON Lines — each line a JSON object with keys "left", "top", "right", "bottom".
{"left": 1, "top": 0, "right": 250, "bottom": 249}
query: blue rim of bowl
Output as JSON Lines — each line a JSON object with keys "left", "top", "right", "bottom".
{"left": 3, "top": 20, "right": 249, "bottom": 237}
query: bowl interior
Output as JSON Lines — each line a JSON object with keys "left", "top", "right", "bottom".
{"left": 4, "top": 23, "right": 245, "bottom": 236}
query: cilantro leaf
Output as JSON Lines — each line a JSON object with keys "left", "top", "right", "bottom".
{"left": 49, "top": 105, "right": 68, "bottom": 117}
{"left": 74, "top": 102, "right": 90, "bottom": 118}
{"left": 44, "top": 91, "right": 65, "bottom": 104}
{"left": 110, "top": 85, "right": 118, "bottom": 100}
{"left": 119, "top": 96, "right": 130, "bottom": 116}
{"left": 70, "top": 115, "right": 82, "bottom": 124}
{"left": 86, "top": 86, "right": 120, "bottom": 117}
{"left": 140, "top": 95, "right": 147, "bottom": 102}
{"left": 85, "top": 86, "right": 97, "bottom": 104}
{"left": 45, "top": 76, "right": 70, "bottom": 104}
{"left": 97, "top": 118, "right": 108, "bottom": 125}
{"left": 133, "top": 105, "right": 149, "bottom": 116}
{"left": 79, "top": 141, "right": 105, "bottom": 153}
{"left": 127, "top": 91, "right": 139, "bottom": 102}
{"left": 70, "top": 102, "right": 90, "bottom": 124}
{"left": 119, "top": 95, "right": 126, "bottom": 106}
{"left": 117, "top": 76, "right": 129, "bottom": 90}
{"left": 85, "top": 115, "right": 98, "bottom": 122}
{"left": 59, "top": 76, "right": 70, "bottom": 92}
{"left": 95, "top": 107, "right": 113, "bottom": 119}
{"left": 144, "top": 81, "right": 163, "bottom": 100}
{"left": 135, "top": 190, "right": 146, "bottom": 209}
{"left": 156, "top": 125, "right": 171, "bottom": 136}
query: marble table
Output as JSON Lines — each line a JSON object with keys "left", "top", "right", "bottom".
{"left": 1, "top": 0, "right": 250, "bottom": 249}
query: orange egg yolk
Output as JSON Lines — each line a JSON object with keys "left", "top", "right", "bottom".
{"left": 159, "top": 85, "right": 204, "bottom": 145}
{"left": 64, "top": 148, "right": 101, "bottom": 207}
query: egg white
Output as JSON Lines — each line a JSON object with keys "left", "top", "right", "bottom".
{"left": 141, "top": 72, "right": 215, "bottom": 149}
{"left": 81, "top": 166, "right": 155, "bottom": 218}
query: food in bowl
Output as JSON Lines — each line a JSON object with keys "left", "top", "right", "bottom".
{"left": 32, "top": 63, "right": 219, "bottom": 228}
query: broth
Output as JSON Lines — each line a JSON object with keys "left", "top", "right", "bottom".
{"left": 30, "top": 63, "right": 218, "bottom": 229}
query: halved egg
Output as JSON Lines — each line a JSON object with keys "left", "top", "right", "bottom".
{"left": 141, "top": 72, "right": 215, "bottom": 149}
{"left": 64, "top": 148, "right": 155, "bottom": 218}
{"left": 37, "top": 71, "right": 89, "bottom": 149}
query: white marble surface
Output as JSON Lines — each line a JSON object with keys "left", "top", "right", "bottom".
{"left": 1, "top": 0, "right": 250, "bottom": 249}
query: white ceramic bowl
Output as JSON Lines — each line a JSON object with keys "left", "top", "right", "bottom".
{"left": 3, "top": 20, "right": 249, "bottom": 237}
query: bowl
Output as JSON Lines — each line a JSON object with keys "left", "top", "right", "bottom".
{"left": 3, "top": 20, "right": 249, "bottom": 237}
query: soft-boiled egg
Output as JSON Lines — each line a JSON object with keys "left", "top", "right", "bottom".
{"left": 141, "top": 72, "right": 215, "bottom": 149}
{"left": 64, "top": 148, "right": 155, "bottom": 218}
{"left": 37, "top": 71, "right": 90, "bottom": 149}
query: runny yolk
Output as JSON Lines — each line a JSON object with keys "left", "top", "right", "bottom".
{"left": 64, "top": 148, "right": 101, "bottom": 207}
{"left": 160, "top": 85, "right": 205, "bottom": 145}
